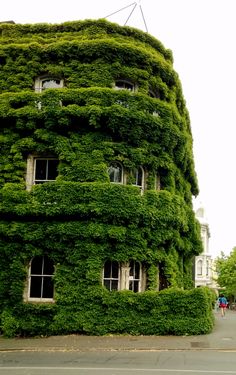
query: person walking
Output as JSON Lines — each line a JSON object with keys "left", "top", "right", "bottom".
{"left": 218, "top": 294, "right": 228, "bottom": 317}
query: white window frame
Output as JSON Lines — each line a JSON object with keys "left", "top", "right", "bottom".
{"left": 33, "top": 158, "right": 59, "bottom": 184}
{"left": 128, "top": 260, "right": 141, "bottom": 292}
{"left": 131, "top": 166, "right": 145, "bottom": 192}
{"left": 103, "top": 260, "right": 120, "bottom": 291}
{"left": 103, "top": 260, "right": 145, "bottom": 293}
{"left": 197, "top": 259, "right": 203, "bottom": 276}
{"left": 27, "top": 256, "right": 54, "bottom": 302}
{"left": 26, "top": 155, "right": 59, "bottom": 190}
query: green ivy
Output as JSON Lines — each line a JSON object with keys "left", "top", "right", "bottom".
{"left": 0, "top": 19, "right": 205, "bottom": 337}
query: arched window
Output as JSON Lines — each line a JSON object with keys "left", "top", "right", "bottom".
{"left": 29, "top": 255, "right": 54, "bottom": 301}
{"left": 129, "top": 260, "right": 141, "bottom": 292}
{"left": 114, "top": 80, "right": 134, "bottom": 92}
{"left": 149, "top": 88, "right": 160, "bottom": 98}
{"left": 103, "top": 260, "right": 120, "bottom": 291}
{"left": 131, "top": 166, "right": 144, "bottom": 190}
{"left": 35, "top": 77, "right": 64, "bottom": 93}
{"left": 197, "top": 259, "right": 203, "bottom": 276}
{"left": 108, "top": 162, "right": 123, "bottom": 183}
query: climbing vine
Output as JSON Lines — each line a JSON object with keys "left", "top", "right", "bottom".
{"left": 0, "top": 19, "right": 207, "bottom": 337}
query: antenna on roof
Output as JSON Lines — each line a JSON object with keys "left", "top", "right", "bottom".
{"left": 104, "top": 1, "right": 148, "bottom": 33}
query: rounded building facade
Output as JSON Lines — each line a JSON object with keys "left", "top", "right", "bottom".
{"left": 0, "top": 19, "right": 205, "bottom": 336}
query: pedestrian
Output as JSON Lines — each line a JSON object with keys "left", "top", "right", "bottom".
{"left": 218, "top": 294, "right": 228, "bottom": 317}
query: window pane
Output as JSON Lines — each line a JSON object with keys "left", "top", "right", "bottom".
{"left": 31, "top": 256, "right": 43, "bottom": 275}
{"left": 104, "top": 279, "right": 111, "bottom": 291}
{"left": 42, "top": 276, "right": 54, "bottom": 298}
{"left": 115, "top": 81, "right": 133, "bottom": 91}
{"left": 134, "top": 262, "right": 140, "bottom": 279}
{"left": 197, "top": 260, "right": 202, "bottom": 275}
{"left": 104, "top": 260, "right": 112, "bottom": 278}
{"left": 30, "top": 276, "right": 42, "bottom": 297}
{"left": 47, "top": 160, "right": 59, "bottom": 180}
{"left": 111, "top": 261, "right": 119, "bottom": 278}
{"left": 129, "top": 280, "right": 139, "bottom": 292}
{"left": 132, "top": 168, "right": 143, "bottom": 186}
{"left": 149, "top": 89, "right": 160, "bottom": 98}
{"left": 129, "top": 261, "right": 140, "bottom": 292}
{"left": 103, "top": 261, "right": 119, "bottom": 291}
{"left": 133, "top": 280, "right": 139, "bottom": 293}
{"left": 111, "top": 280, "right": 118, "bottom": 291}
{"left": 29, "top": 256, "right": 54, "bottom": 299}
{"left": 129, "top": 260, "right": 134, "bottom": 277}
{"left": 130, "top": 260, "right": 141, "bottom": 278}
{"left": 42, "top": 79, "right": 61, "bottom": 90}
{"left": 136, "top": 168, "right": 143, "bottom": 186}
{"left": 35, "top": 160, "right": 47, "bottom": 180}
{"left": 43, "top": 256, "right": 54, "bottom": 275}
{"left": 108, "top": 163, "right": 122, "bottom": 183}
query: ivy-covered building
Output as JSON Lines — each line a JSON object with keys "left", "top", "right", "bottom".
{"left": 0, "top": 19, "right": 208, "bottom": 337}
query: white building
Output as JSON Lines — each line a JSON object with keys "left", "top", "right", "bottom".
{"left": 194, "top": 206, "right": 213, "bottom": 287}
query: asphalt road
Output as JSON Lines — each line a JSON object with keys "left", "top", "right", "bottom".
{"left": 1, "top": 349, "right": 236, "bottom": 375}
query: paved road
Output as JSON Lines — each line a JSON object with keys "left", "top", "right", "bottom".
{"left": 1, "top": 349, "right": 236, "bottom": 374}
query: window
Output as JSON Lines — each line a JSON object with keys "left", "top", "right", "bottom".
{"left": 103, "top": 260, "right": 145, "bottom": 292}
{"left": 131, "top": 167, "right": 144, "bottom": 191}
{"left": 28, "top": 255, "right": 54, "bottom": 301}
{"left": 26, "top": 155, "right": 59, "bottom": 190}
{"left": 35, "top": 77, "right": 64, "bottom": 93}
{"left": 114, "top": 80, "right": 134, "bottom": 92}
{"left": 129, "top": 260, "right": 141, "bottom": 292}
{"left": 197, "top": 260, "right": 203, "bottom": 276}
{"left": 34, "top": 158, "right": 59, "bottom": 184}
{"left": 149, "top": 88, "right": 160, "bottom": 98}
{"left": 103, "top": 260, "right": 120, "bottom": 291}
{"left": 108, "top": 162, "right": 123, "bottom": 183}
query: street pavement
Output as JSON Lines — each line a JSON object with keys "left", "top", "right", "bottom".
{"left": 0, "top": 309, "right": 235, "bottom": 352}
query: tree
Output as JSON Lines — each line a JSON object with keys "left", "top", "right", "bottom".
{"left": 216, "top": 248, "right": 236, "bottom": 297}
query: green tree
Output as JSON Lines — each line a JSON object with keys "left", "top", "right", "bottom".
{"left": 216, "top": 248, "right": 236, "bottom": 297}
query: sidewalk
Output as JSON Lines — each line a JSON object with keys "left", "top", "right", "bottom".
{"left": 0, "top": 310, "right": 235, "bottom": 352}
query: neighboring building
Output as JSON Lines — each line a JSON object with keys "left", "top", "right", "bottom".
{"left": 194, "top": 206, "right": 213, "bottom": 287}
{"left": 0, "top": 19, "right": 203, "bottom": 336}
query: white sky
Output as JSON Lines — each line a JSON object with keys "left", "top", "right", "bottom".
{"left": 1, "top": 0, "right": 236, "bottom": 258}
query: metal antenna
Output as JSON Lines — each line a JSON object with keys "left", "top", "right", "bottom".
{"left": 105, "top": 2, "right": 137, "bottom": 19}
{"left": 139, "top": 2, "right": 148, "bottom": 33}
{"left": 104, "top": 1, "right": 149, "bottom": 33}
{"left": 124, "top": 3, "right": 137, "bottom": 26}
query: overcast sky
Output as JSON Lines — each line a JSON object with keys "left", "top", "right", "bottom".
{"left": 2, "top": 0, "right": 236, "bottom": 258}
